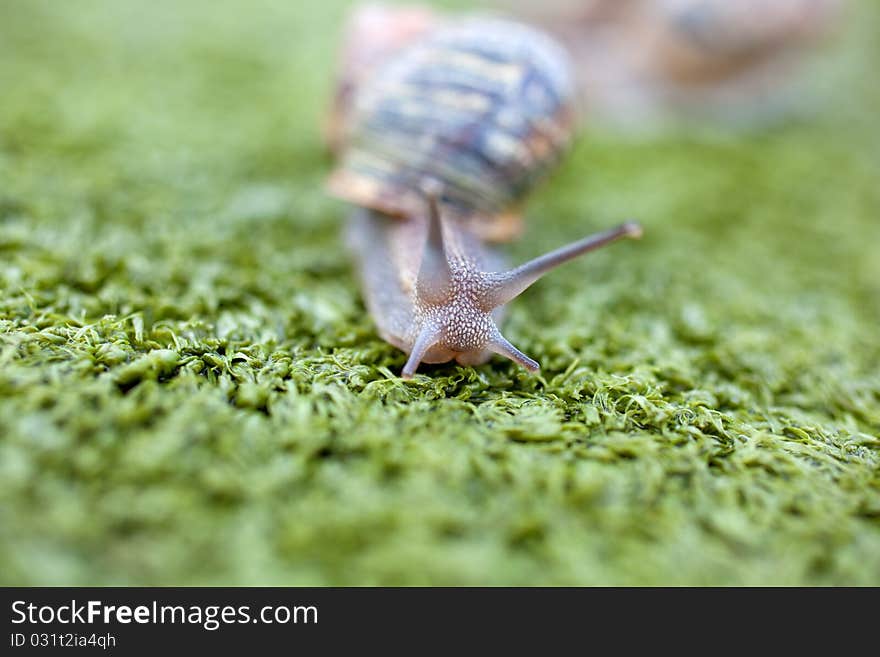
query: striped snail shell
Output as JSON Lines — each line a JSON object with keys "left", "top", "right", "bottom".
{"left": 328, "top": 17, "right": 577, "bottom": 242}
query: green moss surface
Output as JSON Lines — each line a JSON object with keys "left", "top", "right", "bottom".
{"left": 1, "top": 0, "right": 878, "bottom": 585}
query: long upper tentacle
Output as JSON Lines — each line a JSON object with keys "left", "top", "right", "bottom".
{"left": 415, "top": 185, "right": 455, "bottom": 305}
{"left": 480, "top": 221, "right": 643, "bottom": 311}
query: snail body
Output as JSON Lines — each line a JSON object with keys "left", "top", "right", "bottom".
{"left": 328, "top": 17, "right": 642, "bottom": 378}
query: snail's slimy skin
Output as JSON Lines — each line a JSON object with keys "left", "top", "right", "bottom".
{"left": 347, "top": 200, "right": 642, "bottom": 378}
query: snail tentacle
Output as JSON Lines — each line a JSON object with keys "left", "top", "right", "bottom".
{"left": 401, "top": 322, "right": 442, "bottom": 379}
{"left": 482, "top": 221, "right": 643, "bottom": 310}
{"left": 486, "top": 329, "right": 540, "bottom": 373}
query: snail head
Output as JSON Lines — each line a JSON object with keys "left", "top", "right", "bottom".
{"left": 401, "top": 185, "right": 642, "bottom": 379}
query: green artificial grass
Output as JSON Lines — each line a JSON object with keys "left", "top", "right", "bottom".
{"left": 1, "top": 0, "right": 878, "bottom": 585}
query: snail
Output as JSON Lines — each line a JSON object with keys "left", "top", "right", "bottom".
{"left": 326, "top": 17, "right": 642, "bottom": 378}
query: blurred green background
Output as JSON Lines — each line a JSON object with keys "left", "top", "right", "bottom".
{"left": 0, "top": 0, "right": 878, "bottom": 585}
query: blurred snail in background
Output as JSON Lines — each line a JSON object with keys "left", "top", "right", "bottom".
{"left": 503, "top": 0, "right": 846, "bottom": 125}
{"left": 325, "top": 16, "right": 642, "bottom": 378}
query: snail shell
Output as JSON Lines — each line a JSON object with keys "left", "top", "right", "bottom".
{"left": 327, "top": 17, "right": 576, "bottom": 242}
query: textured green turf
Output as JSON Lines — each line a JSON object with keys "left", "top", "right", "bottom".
{"left": 1, "top": 0, "right": 878, "bottom": 585}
